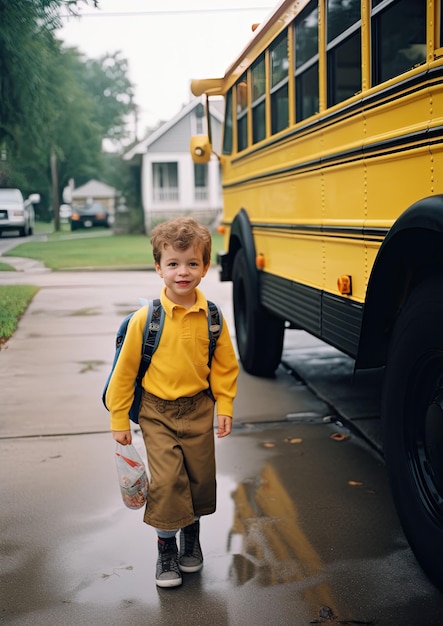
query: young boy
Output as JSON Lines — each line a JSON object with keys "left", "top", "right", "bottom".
{"left": 106, "top": 216, "right": 239, "bottom": 588}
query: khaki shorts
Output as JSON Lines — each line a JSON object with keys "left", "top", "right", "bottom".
{"left": 139, "top": 390, "right": 216, "bottom": 530}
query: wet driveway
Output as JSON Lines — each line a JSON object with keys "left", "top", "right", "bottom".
{"left": 0, "top": 268, "right": 442, "bottom": 624}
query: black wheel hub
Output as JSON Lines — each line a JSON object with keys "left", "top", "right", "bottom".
{"left": 406, "top": 354, "right": 443, "bottom": 526}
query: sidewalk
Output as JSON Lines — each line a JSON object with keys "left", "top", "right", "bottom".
{"left": 0, "top": 255, "right": 50, "bottom": 273}
{"left": 0, "top": 257, "right": 383, "bottom": 447}
{"left": 0, "top": 264, "right": 330, "bottom": 438}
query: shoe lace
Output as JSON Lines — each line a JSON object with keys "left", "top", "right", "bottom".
{"left": 159, "top": 543, "right": 179, "bottom": 572}
{"left": 183, "top": 527, "right": 200, "bottom": 557}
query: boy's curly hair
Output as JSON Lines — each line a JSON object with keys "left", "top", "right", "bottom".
{"left": 151, "top": 217, "right": 212, "bottom": 266}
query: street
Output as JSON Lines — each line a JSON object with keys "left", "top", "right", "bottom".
{"left": 0, "top": 264, "right": 442, "bottom": 625}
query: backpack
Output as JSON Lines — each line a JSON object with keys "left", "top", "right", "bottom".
{"left": 102, "top": 298, "right": 222, "bottom": 424}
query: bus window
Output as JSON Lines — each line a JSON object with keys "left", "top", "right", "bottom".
{"left": 270, "top": 30, "right": 289, "bottom": 134}
{"left": 371, "top": 0, "right": 426, "bottom": 85}
{"left": 294, "top": 1, "right": 319, "bottom": 121}
{"left": 223, "top": 89, "right": 233, "bottom": 155}
{"left": 327, "top": 0, "right": 361, "bottom": 43}
{"left": 252, "top": 54, "right": 266, "bottom": 144}
{"left": 237, "top": 74, "right": 248, "bottom": 152}
{"left": 327, "top": 0, "right": 361, "bottom": 107}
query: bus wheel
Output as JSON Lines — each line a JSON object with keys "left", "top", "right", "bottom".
{"left": 232, "top": 249, "right": 284, "bottom": 377}
{"left": 382, "top": 276, "right": 443, "bottom": 590}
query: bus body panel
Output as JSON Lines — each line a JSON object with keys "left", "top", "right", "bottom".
{"left": 192, "top": 0, "right": 443, "bottom": 588}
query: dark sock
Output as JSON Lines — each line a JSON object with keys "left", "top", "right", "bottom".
{"left": 158, "top": 536, "right": 176, "bottom": 545}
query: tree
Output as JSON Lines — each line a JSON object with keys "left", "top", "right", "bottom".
{"left": 0, "top": 1, "right": 98, "bottom": 154}
{"left": 82, "top": 52, "right": 137, "bottom": 144}
{"left": 5, "top": 39, "right": 105, "bottom": 223}
{"left": 0, "top": 1, "right": 139, "bottom": 229}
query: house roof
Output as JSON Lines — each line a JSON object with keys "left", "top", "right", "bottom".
{"left": 123, "top": 96, "right": 224, "bottom": 161}
{"left": 72, "top": 179, "right": 116, "bottom": 199}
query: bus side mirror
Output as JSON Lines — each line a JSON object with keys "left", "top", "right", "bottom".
{"left": 190, "top": 135, "right": 212, "bottom": 163}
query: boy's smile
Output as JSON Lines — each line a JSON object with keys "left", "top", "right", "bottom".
{"left": 155, "top": 244, "right": 210, "bottom": 307}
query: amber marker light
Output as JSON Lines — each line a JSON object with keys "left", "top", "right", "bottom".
{"left": 337, "top": 275, "right": 352, "bottom": 295}
{"left": 256, "top": 253, "right": 265, "bottom": 269}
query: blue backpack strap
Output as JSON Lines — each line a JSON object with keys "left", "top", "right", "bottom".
{"left": 206, "top": 301, "right": 222, "bottom": 401}
{"left": 136, "top": 299, "right": 164, "bottom": 384}
{"left": 207, "top": 300, "right": 222, "bottom": 365}
{"left": 103, "top": 301, "right": 165, "bottom": 424}
{"left": 129, "top": 300, "right": 164, "bottom": 424}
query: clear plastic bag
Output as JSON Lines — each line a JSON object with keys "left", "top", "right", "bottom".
{"left": 114, "top": 443, "right": 149, "bottom": 510}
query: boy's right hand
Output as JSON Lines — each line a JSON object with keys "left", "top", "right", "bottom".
{"left": 112, "top": 430, "right": 132, "bottom": 445}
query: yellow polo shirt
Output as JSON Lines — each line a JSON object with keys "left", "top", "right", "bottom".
{"left": 106, "top": 287, "right": 239, "bottom": 432}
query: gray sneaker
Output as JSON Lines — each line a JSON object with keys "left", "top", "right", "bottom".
{"left": 156, "top": 538, "right": 182, "bottom": 588}
{"left": 179, "top": 521, "right": 203, "bottom": 573}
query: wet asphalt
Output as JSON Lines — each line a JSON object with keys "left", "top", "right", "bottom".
{"left": 1, "top": 258, "right": 442, "bottom": 625}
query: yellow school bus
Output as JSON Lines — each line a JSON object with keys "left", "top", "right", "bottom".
{"left": 191, "top": 0, "right": 443, "bottom": 589}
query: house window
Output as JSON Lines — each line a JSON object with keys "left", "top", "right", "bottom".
{"left": 152, "top": 162, "right": 179, "bottom": 202}
{"left": 195, "top": 103, "right": 205, "bottom": 134}
{"left": 194, "top": 163, "right": 208, "bottom": 201}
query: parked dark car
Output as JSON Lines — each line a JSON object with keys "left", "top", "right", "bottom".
{"left": 70, "top": 202, "right": 112, "bottom": 230}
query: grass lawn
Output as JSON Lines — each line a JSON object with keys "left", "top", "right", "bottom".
{"left": 0, "top": 285, "right": 39, "bottom": 345}
{"left": 2, "top": 228, "right": 224, "bottom": 270}
{"left": 4, "top": 234, "right": 154, "bottom": 270}
{"left": 0, "top": 261, "right": 16, "bottom": 272}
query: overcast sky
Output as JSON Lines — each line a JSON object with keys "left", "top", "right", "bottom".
{"left": 59, "top": 0, "right": 275, "bottom": 138}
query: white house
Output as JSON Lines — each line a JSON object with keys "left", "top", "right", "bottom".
{"left": 71, "top": 179, "right": 117, "bottom": 216}
{"left": 124, "top": 97, "right": 224, "bottom": 232}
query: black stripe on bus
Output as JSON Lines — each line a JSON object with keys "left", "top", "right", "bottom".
{"left": 223, "top": 126, "right": 443, "bottom": 189}
{"left": 248, "top": 222, "right": 388, "bottom": 242}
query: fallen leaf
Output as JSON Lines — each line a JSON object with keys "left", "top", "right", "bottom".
{"left": 331, "top": 432, "right": 350, "bottom": 442}
{"left": 284, "top": 437, "right": 303, "bottom": 444}
{"left": 262, "top": 442, "right": 276, "bottom": 448}
{"left": 348, "top": 480, "right": 363, "bottom": 487}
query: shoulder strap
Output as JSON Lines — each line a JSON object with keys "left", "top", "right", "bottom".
{"left": 136, "top": 299, "right": 164, "bottom": 384}
{"left": 207, "top": 300, "right": 222, "bottom": 365}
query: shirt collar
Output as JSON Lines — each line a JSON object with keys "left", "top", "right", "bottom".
{"left": 160, "top": 286, "right": 207, "bottom": 318}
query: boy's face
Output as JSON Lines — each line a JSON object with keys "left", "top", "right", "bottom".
{"left": 154, "top": 244, "right": 210, "bottom": 306}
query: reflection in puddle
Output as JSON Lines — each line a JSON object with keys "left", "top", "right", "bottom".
{"left": 227, "top": 454, "right": 336, "bottom": 611}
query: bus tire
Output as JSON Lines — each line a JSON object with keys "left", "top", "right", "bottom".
{"left": 382, "top": 275, "right": 443, "bottom": 590}
{"left": 232, "top": 249, "right": 285, "bottom": 377}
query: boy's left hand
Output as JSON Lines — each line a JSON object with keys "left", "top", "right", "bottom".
{"left": 216, "top": 415, "right": 232, "bottom": 438}
{"left": 112, "top": 430, "right": 132, "bottom": 445}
